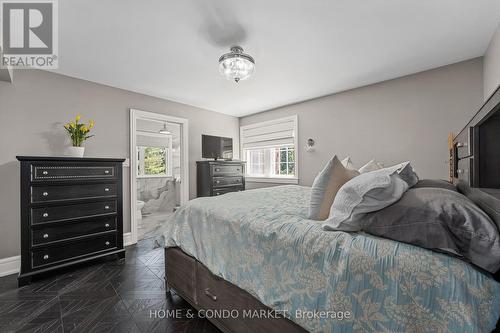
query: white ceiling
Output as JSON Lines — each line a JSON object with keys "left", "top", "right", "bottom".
{"left": 53, "top": 0, "right": 500, "bottom": 117}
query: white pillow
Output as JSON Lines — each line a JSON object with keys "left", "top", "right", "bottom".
{"left": 323, "top": 162, "right": 418, "bottom": 231}
{"left": 341, "top": 156, "right": 354, "bottom": 170}
{"left": 358, "top": 159, "right": 384, "bottom": 173}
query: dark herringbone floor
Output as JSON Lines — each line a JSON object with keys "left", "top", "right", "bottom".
{"left": 0, "top": 238, "right": 221, "bottom": 333}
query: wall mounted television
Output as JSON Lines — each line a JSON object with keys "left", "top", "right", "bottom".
{"left": 202, "top": 134, "right": 233, "bottom": 160}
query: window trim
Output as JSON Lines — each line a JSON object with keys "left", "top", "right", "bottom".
{"left": 136, "top": 175, "right": 174, "bottom": 179}
{"left": 240, "top": 115, "right": 298, "bottom": 184}
{"left": 246, "top": 176, "right": 299, "bottom": 184}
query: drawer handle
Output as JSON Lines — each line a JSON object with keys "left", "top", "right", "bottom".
{"left": 43, "top": 233, "right": 49, "bottom": 239}
{"left": 215, "top": 168, "right": 220, "bottom": 172}
{"left": 43, "top": 254, "right": 49, "bottom": 260}
{"left": 104, "top": 188, "right": 110, "bottom": 192}
{"left": 42, "top": 212, "right": 49, "bottom": 218}
{"left": 204, "top": 288, "right": 217, "bottom": 301}
{"left": 456, "top": 142, "right": 467, "bottom": 148}
{"left": 216, "top": 192, "right": 221, "bottom": 196}
{"left": 42, "top": 192, "right": 49, "bottom": 197}
{"left": 104, "top": 170, "right": 110, "bottom": 174}
{"left": 105, "top": 241, "right": 110, "bottom": 246}
{"left": 216, "top": 180, "right": 220, "bottom": 184}
{"left": 105, "top": 223, "right": 110, "bottom": 228}
{"left": 104, "top": 205, "right": 110, "bottom": 210}
{"left": 42, "top": 171, "right": 48, "bottom": 175}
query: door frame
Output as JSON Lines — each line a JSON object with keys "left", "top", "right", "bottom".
{"left": 129, "top": 109, "right": 189, "bottom": 245}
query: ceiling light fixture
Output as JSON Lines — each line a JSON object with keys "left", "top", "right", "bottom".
{"left": 159, "top": 122, "right": 171, "bottom": 135}
{"left": 218, "top": 46, "right": 255, "bottom": 83}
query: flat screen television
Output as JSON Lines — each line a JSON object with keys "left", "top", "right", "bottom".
{"left": 202, "top": 135, "right": 233, "bottom": 160}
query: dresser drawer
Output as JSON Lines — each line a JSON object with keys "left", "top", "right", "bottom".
{"left": 31, "top": 183, "right": 116, "bottom": 204}
{"left": 32, "top": 233, "right": 117, "bottom": 268}
{"left": 32, "top": 165, "right": 115, "bottom": 181}
{"left": 457, "top": 157, "right": 473, "bottom": 186}
{"left": 213, "top": 176, "right": 243, "bottom": 188}
{"left": 213, "top": 186, "right": 244, "bottom": 196}
{"left": 32, "top": 217, "right": 116, "bottom": 245}
{"left": 31, "top": 201, "right": 116, "bottom": 224}
{"left": 196, "top": 262, "right": 250, "bottom": 332}
{"left": 455, "top": 127, "right": 474, "bottom": 159}
{"left": 212, "top": 164, "right": 243, "bottom": 176}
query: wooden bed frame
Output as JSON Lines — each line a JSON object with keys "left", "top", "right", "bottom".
{"left": 165, "top": 86, "right": 500, "bottom": 333}
{"left": 165, "top": 247, "right": 308, "bottom": 333}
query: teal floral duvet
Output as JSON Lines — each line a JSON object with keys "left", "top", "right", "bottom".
{"left": 163, "top": 185, "right": 500, "bottom": 333}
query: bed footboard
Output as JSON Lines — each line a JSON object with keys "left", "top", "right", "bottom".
{"left": 165, "top": 247, "right": 308, "bottom": 333}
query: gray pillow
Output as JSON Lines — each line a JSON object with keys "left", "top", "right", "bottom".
{"left": 413, "top": 179, "right": 457, "bottom": 192}
{"left": 360, "top": 188, "right": 500, "bottom": 273}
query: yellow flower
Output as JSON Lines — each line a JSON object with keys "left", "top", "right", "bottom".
{"left": 70, "top": 122, "right": 76, "bottom": 128}
{"left": 75, "top": 114, "right": 81, "bottom": 122}
{"left": 89, "top": 120, "right": 95, "bottom": 129}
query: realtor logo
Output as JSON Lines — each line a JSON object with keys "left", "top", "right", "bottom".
{"left": 1, "top": 0, "right": 58, "bottom": 68}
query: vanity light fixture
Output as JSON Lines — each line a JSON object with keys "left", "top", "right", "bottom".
{"left": 159, "top": 122, "right": 171, "bottom": 135}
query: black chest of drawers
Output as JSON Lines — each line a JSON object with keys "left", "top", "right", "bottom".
{"left": 196, "top": 161, "right": 246, "bottom": 197}
{"left": 16, "top": 156, "right": 126, "bottom": 286}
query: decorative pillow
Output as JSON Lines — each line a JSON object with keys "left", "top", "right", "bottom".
{"left": 323, "top": 162, "right": 418, "bottom": 231}
{"left": 358, "top": 159, "right": 384, "bottom": 173}
{"left": 341, "top": 156, "right": 354, "bottom": 170}
{"left": 308, "top": 156, "right": 360, "bottom": 220}
{"left": 413, "top": 179, "right": 457, "bottom": 192}
{"left": 353, "top": 188, "right": 500, "bottom": 273}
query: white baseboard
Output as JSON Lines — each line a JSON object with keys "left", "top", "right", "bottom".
{"left": 123, "top": 232, "right": 135, "bottom": 246}
{"left": 0, "top": 233, "right": 135, "bottom": 277}
{"left": 0, "top": 255, "right": 20, "bottom": 277}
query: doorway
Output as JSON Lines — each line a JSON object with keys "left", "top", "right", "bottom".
{"left": 130, "top": 109, "right": 188, "bottom": 243}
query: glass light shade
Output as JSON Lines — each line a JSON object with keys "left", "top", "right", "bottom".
{"left": 219, "top": 46, "right": 255, "bottom": 83}
{"left": 159, "top": 123, "right": 171, "bottom": 135}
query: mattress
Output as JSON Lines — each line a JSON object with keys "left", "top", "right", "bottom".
{"left": 163, "top": 185, "right": 500, "bottom": 333}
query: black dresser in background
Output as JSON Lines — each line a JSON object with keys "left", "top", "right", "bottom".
{"left": 196, "top": 160, "right": 246, "bottom": 197}
{"left": 16, "top": 156, "right": 126, "bottom": 286}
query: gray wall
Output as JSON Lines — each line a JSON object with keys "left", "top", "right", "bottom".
{"left": 0, "top": 70, "right": 239, "bottom": 259}
{"left": 0, "top": 58, "right": 487, "bottom": 260}
{"left": 240, "top": 58, "right": 484, "bottom": 189}
{"left": 484, "top": 23, "right": 500, "bottom": 100}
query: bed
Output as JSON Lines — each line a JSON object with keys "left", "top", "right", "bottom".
{"left": 163, "top": 185, "right": 500, "bottom": 333}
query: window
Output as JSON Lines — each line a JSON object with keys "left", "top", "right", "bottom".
{"left": 240, "top": 116, "right": 298, "bottom": 183}
{"left": 273, "top": 146, "right": 295, "bottom": 176}
{"left": 137, "top": 146, "right": 171, "bottom": 176}
{"left": 136, "top": 133, "right": 172, "bottom": 177}
{"left": 246, "top": 149, "right": 265, "bottom": 176}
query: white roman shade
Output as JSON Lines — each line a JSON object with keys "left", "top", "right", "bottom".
{"left": 241, "top": 115, "right": 297, "bottom": 149}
